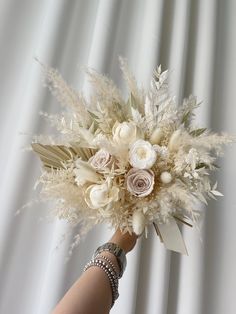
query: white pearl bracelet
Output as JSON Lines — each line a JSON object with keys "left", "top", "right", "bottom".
{"left": 83, "top": 257, "right": 119, "bottom": 307}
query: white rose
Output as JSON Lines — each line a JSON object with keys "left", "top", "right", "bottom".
{"left": 90, "top": 149, "right": 113, "bottom": 170}
{"left": 112, "top": 122, "right": 137, "bottom": 145}
{"left": 85, "top": 182, "right": 119, "bottom": 209}
{"left": 126, "top": 168, "right": 155, "bottom": 197}
{"left": 129, "top": 139, "right": 157, "bottom": 169}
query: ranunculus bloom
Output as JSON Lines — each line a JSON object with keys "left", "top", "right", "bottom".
{"left": 90, "top": 149, "right": 112, "bottom": 170}
{"left": 129, "top": 139, "right": 157, "bottom": 169}
{"left": 85, "top": 182, "right": 119, "bottom": 209}
{"left": 112, "top": 122, "right": 137, "bottom": 145}
{"left": 126, "top": 168, "right": 154, "bottom": 197}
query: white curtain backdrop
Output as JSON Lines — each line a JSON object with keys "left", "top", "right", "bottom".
{"left": 0, "top": 0, "right": 236, "bottom": 313}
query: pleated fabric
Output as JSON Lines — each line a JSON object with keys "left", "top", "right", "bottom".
{"left": 0, "top": 1, "right": 236, "bottom": 313}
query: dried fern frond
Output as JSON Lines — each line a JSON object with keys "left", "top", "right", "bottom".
{"left": 36, "top": 58, "right": 91, "bottom": 127}
{"left": 85, "top": 67, "right": 124, "bottom": 107}
{"left": 119, "top": 56, "right": 145, "bottom": 114}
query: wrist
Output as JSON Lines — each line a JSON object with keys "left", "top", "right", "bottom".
{"left": 93, "top": 242, "right": 127, "bottom": 278}
{"left": 109, "top": 229, "right": 137, "bottom": 254}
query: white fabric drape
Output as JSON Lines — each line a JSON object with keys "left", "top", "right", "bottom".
{"left": 0, "top": 1, "right": 236, "bottom": 313}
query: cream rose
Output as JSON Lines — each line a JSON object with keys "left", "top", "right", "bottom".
{"left": 85, "top": 182, "right": 119, "bottom": 209}
{"left": 129, "top": 139, "right": 157, "bottom": 169}
{"left": 112, "top": 122, "right": 137, "bottom": 145}
{"left": 126, "top": 168, "right": 154, "bottom": 197}
{"left": 90, "top": 149, "right": 113, "bottom": 170}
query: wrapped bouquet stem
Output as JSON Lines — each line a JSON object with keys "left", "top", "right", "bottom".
{"left": 31, "top": 57, "right": 235, "bottom": 255}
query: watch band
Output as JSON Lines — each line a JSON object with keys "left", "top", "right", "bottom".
{"left": 93, "top": 242, "right": 127, "bottom": 278}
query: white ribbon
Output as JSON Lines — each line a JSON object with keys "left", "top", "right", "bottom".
{"left": 156, "top": 217, "right": 188, "bottom": 255}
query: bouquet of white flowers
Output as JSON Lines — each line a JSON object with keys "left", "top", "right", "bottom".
{"left": 32, "top": 57, "right": 234, "bottom": 255}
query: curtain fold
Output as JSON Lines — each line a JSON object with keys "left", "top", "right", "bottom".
{"left": 0, "top": 1, "right": 236, "bottom": 313}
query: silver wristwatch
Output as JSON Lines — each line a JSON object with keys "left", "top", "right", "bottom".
{"left": 93, "top": 242, "right": 127, "bottom": 278}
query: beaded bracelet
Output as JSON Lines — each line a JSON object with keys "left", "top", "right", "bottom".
{"left": 98, "top": 254, "right": 119, "bottom": 277}
{"left": 93, "top": 242, "right": 126, "bottom": 278}
{"left": 83, "top": 258, "right": 119, "bottom": 307}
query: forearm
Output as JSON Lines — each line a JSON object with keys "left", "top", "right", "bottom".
{"left": 52, "top": 265, "right": 113, "bottom": 314}
{"left": 52, "top": 230, "right": 137, "bottom": 314}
